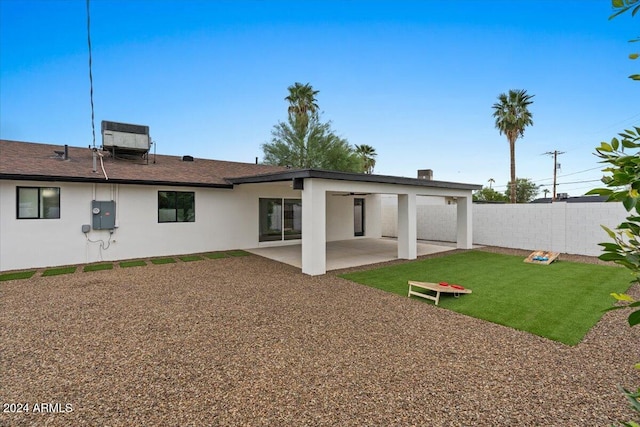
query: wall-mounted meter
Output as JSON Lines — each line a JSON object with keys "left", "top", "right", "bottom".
{"left": 92, "top": 200, "right": 116, "bottom": 230}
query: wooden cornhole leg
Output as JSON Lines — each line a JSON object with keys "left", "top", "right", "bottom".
{"left": 408, "top": 281, "right": 472, "bottom": 306}
{"left": 408, "top": 281, "right": 442, "bottom": 305}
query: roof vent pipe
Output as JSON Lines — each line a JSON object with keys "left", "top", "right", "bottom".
{"left": 64, "top": 144, "right": 68, "bottom": 160}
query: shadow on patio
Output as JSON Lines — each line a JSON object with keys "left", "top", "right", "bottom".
{"left": 247, "top": 237, "right": 463, "bottom": 271}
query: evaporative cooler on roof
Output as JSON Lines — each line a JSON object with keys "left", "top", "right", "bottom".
{"left": 101, "top": 120, "right": 150, "bottom": 162}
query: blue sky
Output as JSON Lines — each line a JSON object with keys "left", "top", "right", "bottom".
{"left": 1, "top": 0, "right": 638, "bottom": 196}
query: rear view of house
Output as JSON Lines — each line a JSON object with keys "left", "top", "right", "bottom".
{"left": 0, "top": 125, "right": 480, "bottom": 275}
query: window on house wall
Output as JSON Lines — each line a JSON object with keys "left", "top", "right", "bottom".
{"left": 259, "top": 198, "right": 302, "bottom": 242}
{"left": 17, "top": 187, "right": 60, "bottom": 219}
{"left": 158, "top": 191, "right": 195, "bottom": 223}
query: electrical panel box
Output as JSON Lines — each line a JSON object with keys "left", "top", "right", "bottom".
{"left": 92, "top": 201, "right": 116, "bottom": 230}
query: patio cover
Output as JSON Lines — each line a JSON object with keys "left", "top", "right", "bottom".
{"left": 229, "top": 169, "right": 481, "bottom": 275}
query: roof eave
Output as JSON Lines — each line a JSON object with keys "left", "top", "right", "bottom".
{"left": 227, "top": 168, "right": 482, "bottom": 191}
{"left": 0, "top": 174, "right": 234, "bottom": 189}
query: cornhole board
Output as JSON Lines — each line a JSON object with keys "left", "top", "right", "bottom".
{"left": 408, "top": 281, "right": 472, "bottom": 306}
{"left": 524, "top": 250, "right": 559, "bottom": 265}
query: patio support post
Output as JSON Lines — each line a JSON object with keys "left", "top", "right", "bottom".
{"left": 397, "top": 193, "right": 417, "bottom": 259}
{"left": 456, "top": 195, "right": 473, "bottom": 249}
{"left": 301, "top": 179, "right": 327, "bottom": 275}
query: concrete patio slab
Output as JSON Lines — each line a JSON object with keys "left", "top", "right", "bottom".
{"left": 247, "top": 238, "right": 462, "bottom": 271}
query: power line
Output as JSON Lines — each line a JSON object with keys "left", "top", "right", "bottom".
{"left": 539, "top": 179, "right": 601, "bottom": 186}
{"left": 557, "top": 166, "right": 602, "bottom": 178}
{"left": 493, "top": 178, "right": 602, "bottom": 190}
{"left": 530, "top": 167, "right": 603, "bottom": 186}
{"left": 86, "top": 0, "right": 96, "bottom": 149}
{"left": 490, "top": 167, "right": 604, "bottom": 189}
{"left": 584, "top": 112, "right": 640, "bottom": 136}
{"left": 520, "top": 166, "right": 603, "bottom": 184}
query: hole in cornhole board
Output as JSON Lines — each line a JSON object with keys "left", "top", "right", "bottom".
{"left": 524, "top": 250, "right": 559, "bottom": 265}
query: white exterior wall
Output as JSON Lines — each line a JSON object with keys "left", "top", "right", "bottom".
{"left": 381, "top": 201, "right": 628, "bottom": 256}
{"left": 0, "top": 179, "right": 387, "bottom": 271}
{"left": 0, "top": 180, "right": 301, "bottom": 271}
{"left": 326, "top": 193, "right": 382, "bottom": 241}
{"left": 326, "top": 194, "right": 354, "bottom": 241}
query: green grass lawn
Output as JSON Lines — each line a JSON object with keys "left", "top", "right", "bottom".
{"left": 226, "top": 250, "right": 250, "bottom": 257}
{"left": 83, "top": 263, "right": 114, "bottom": 272}
{"left": 204, "top": 252, "right": 228, "bottom": 259}
{"left": 179, "top": 255, "right": 203, "bottom": 262}
{"left": 42, "top": 266, "right": 77, "bottom": 277}
{"left": 120, "top": 260, "right": 147, "bottom": 268}
{"left": 0, "top": 270, "right": 37, "bottom": 281}
{"left": 150, "top": 257, "right": 177, "bottom": 265}
{"left": 340, "top": 251, "right": 635, "bottom": 346}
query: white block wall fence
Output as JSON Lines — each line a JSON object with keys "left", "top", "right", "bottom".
{"left": 381, "top": 199, "right": 629, "bottom": 257}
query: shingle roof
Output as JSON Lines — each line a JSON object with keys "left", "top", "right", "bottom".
{"left": 1, "top": 139, "right": 482, "bottom": 191}
{"left": 0, "top": 140, "right": 288, "bottom": 187}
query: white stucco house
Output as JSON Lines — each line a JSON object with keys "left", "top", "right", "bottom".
{"left": 0, "top": 138, "right": 481, "bottom": 275}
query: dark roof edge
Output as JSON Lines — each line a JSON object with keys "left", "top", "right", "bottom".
{"left": 228, "top": 169, "right": 482, "bottom": 190}
{"left": 0, "top": 174, "right": 234, "bottom": 189}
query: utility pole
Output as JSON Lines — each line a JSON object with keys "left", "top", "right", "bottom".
{"left": 543, "top": 150, "right": 565, "bottom": 201}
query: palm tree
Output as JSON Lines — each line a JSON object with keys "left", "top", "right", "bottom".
{"left": 285, "top": 82, "right": 319, "bottom": 131}
{"left": 488, "top": 178, "right": 495, "bottom": 189}
{"left": 355, "top": 144, "right": 377, "bottom": 174}
{"left": 492, "top": 89, "right": 534, "bottom": 203}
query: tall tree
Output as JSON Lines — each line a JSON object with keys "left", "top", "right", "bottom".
{"left": 355, "top": 144, "right": 377, "bottom": 174}
{"left": 262, "top": 114, "right": 362, "bottom": 172}
{"left": 492, "top": 89, "right": 535, "bottom": 203}
{"left": 263, "top": 83, "right": 362, "bottom": 172}
{"left": 285, "top": 82, "right": 319, "bottom": 131}
{"left": 503, "top": 178, "right": 540, "bottom": 203}
{"left": 473, "top": 187, "right": 507, "bottom": 202}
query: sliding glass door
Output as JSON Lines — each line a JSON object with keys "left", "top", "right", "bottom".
{"left": 283, "top": 199, "right": 302, "bottom": 240}
{"left": 259, "top": 198, "right": 282, "bottom": 242}
{"left": 259, "top": 198, "right": 302, "bottom": 242}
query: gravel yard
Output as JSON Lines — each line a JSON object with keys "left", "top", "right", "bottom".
{"left": 1, "top": 249, "right": 639, "bottom": 426}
